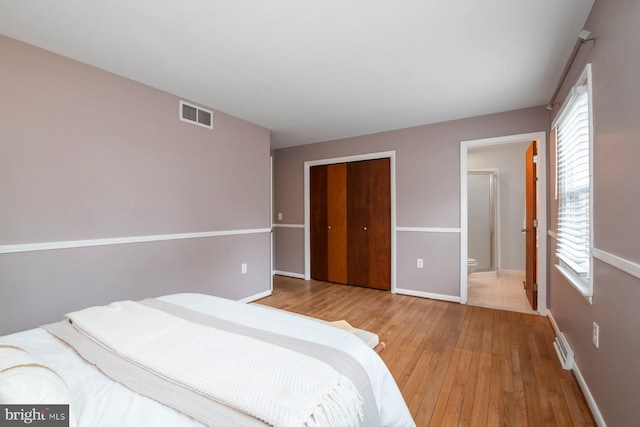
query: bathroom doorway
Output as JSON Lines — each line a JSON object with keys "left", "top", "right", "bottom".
{"left": 460, "top": 132, "right": 548, "bottom": 315}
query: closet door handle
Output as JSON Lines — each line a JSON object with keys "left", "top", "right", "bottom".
{"left": 328, "top": 225, "right": 332, "bottom": 230}
{"left": 363, "top": 226, "right": 367, "bottom": 231}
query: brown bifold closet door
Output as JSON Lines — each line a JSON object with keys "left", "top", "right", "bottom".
{"left": 326, "top": 163, "right": 348, "bottom": 284}
{"left": 347, "top": 161, "right": 370, "bottom": 286}
{"left": 366, "top": 158, "right": 391, "bottom": 290}
{"left": 310, "top": 165, "right": 328, "bottom": 282}
{"left": 310, "top": 158, "right": 390, "bottom": 290}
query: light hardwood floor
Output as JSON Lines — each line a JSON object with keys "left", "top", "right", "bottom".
{"left": 256, "top": 276, "right": 595, "bottom": 426}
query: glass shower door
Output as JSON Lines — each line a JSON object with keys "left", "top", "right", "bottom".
{"left": 468, "top": 171, "right": 497, "bottom": 272}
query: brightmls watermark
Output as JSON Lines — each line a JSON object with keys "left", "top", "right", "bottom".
{"left": 0, "top": 405, "right": 69, "bottom": 426}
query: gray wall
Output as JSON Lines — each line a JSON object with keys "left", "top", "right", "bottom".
{"left": 547, "top": 0, "right": 640, "bottom": 425}
{"left": 468, "top": 141, "right": 530, "bottom": 272}
{"left": 273, "top": 107, "right": 548, "bottom": 297}
{"left": 0, "top": 36, "right": 272, "bottom": 335}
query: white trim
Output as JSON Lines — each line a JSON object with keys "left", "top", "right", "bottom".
{"left": 272, "top": 223, "right": 305, "bottom": 228}
{"left": 273, "top": 270, "right": 305, "bottom": 279}
{"left": 572, "top": 361, "right": 607, "bottom": 427}
{"left": 547, "top": 312, "right": 607, "bottom": 427}
{"left": 303, "top": 151, "right": 396, "bottom": 168}
{"left": 592, "top": 248, "right": 640, "bottom": 280}
{"left": 395, "top": 288, "right": 461, "bottom": 303}
{"left": 396, "top": 226, "right": 461, "bottom": 233}
{"left": 304, "top": 151, "right": 397, "bottom": 294}
{"left": 0, "top": 228, "right": 272, "bottom": 255}
{"left": 460, "top": 143, "right": 469, "bottom": 304}
{"left": 547, "top": 310, "right": 561, "bottom": 336}
{"left": 237, "top": 289, "right": 272, "bottom": 304}
{"left": 270, "top": 155, "right": 274, "bottom": 288}
{"left": 461, "top": 132, "right": 545, "bottom": 148}
{"left": 460, "top": 131, "right": 548, "bottom": 315}
{"left": 390, "top": 153, "right": 397, "bottom": 294}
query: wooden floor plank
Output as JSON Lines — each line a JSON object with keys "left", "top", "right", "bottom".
{"left": 257, "top": 276, "right": 596, "bottom": 426}
{"left": 458, "top": 350, "right": 480, "bottom": 426}
{"left": 470, "top": 351, "right": 492, "bottom": 426}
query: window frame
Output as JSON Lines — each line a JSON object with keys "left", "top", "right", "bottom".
{"left": 552, "top": 63, "right": 594, "bottom": 301}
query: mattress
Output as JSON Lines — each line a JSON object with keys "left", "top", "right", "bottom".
{"left": 0, "top": 293, "right": 414, "bottom": 427}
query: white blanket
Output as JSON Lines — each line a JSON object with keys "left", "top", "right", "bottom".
{"left": 66, "top": 301, "right": 363, "bottom": 427}
{"left": 1, "top": 294, "right": 415, "bottom": 426}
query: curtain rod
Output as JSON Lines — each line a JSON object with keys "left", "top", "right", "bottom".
{"left": 546, "top": 30, "right": 596, "bottom": 110}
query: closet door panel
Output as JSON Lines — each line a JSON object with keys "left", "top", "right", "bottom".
{"left": 326, "top": 163, "right": 348, "bottom": 284}
{"left": 367, "top": 158, "right": 391, "bottom": 290}
{"left": 347, "top": 161, "right": 369, "bottom": 286}
{"left": 310, "top": 165, "right": 328, "bottom": 281}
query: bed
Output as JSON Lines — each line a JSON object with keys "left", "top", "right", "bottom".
{"left": 0, "top": 293, "right": 415, "bottom": 427}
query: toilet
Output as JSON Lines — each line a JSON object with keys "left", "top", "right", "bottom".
{"left": 467, "top": 258, "right": 478, "bottom": 275}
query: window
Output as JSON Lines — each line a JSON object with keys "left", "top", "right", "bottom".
{"left": 553, "top": 64, "right": 593, "bottom": 296}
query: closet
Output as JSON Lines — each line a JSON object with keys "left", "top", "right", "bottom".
{"left": 310, "top": 158, "right": 390, "bottom": 290}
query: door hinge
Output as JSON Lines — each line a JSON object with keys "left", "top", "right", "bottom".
{"left": 533, "top": 283, "right": 538, "bottom": 292}
{"left": 533, "top": 155, "right": 538, "bottom": 164}
{"left": 533, "top": 219, "right": 538, "bottom": 228}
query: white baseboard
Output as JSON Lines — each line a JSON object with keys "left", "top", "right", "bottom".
{"left": 547, "top": 311, "right": 606, "bottom": 426}
{"left": 547, "top": 310, "right": 561, "bottom": 335}
{"left": 395, "top": 288, "right": 460, "bottom": 303}
{"left": 571, "top": 357, "right": 607, "bottom": 426}
{"left": 236, "top": 289, "right": 272, "bottom": 304}
{"left": 273, "top": 270, "right": 305, "bottom": 279}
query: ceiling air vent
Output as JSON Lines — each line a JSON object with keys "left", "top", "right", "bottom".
{"left": 179, "top": 100, "right": 213, "bottom": 129}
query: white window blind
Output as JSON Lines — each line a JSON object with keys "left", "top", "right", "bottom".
{"left": 555, "top": 80, "right": 591, "bottom": 281}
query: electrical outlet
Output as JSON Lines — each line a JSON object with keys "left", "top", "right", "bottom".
{"left": 592, "top": 322, "right": 599, "bottom": 348}
{"left": 417, "top": 258, "right": 424, "bottom": 269}
{"left": 241, "top": 263, "right": 247, "bottom": 274}
{"left": 277, "top": 212, "right": 283, "bottom": 221}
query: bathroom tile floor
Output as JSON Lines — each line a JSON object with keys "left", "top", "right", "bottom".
{"left": 467, "top": 271, "right": 536, "bottom": 313}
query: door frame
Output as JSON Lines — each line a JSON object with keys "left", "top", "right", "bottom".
{"left": 460, "top": 132, "right": 547, "bottom": 315}
{"left": 303, "top": 151, "right": 397, "bottom": 293}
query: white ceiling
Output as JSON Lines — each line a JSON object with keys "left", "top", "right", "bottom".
{"left": 0, "top": 0, "right": 594, "bottom": 148}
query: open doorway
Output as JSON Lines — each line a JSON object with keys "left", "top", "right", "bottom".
{"left": 460, "top": 132, "right": 547, "bottom": 315}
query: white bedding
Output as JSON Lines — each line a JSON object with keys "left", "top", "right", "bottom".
{"left": 0, "top": 293, "right": 415, "bottom": 427}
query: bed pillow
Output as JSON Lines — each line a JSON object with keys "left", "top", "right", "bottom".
{"left": 0, "top": 344, "right": 76, "bottom": 427}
